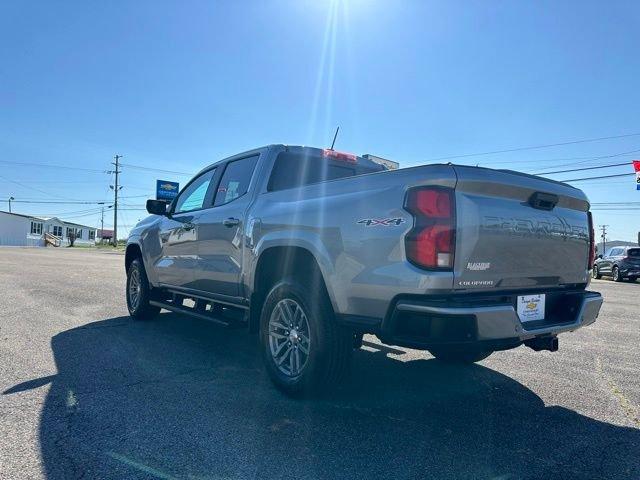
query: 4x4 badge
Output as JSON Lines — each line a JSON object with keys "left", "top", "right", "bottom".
{"left": 357, "top": 218, "right": 405, "bottom": 227}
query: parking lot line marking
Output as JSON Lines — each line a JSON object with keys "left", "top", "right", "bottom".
{"left": 106, "top": 451, "right": 177, "bottom": 480}
{"left": 595, "top": 357, "right": 640, "bottom": 427}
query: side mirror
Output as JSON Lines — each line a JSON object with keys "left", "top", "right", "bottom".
{"left": 146, "top": 199, "right": 168, "bottom": 216}
{"left": 597, "top": 254, "right": 603, "bottom": 259}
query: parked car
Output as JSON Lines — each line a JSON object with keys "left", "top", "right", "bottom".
{"left": 125, "top": 145, "right": 603, "bottom": 395}
{"left": 593, "top": 246, "right": 640, "bottom": 282}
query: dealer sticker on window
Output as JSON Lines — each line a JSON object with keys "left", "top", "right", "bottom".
{"left": 517, "top": 294, "right": 545, "bottom": 322}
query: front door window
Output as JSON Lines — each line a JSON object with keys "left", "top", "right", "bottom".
{"left": 174, "top": 169, "right": 216, "bottom": 214}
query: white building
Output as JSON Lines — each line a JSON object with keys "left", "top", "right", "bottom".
{"left": 0, "top": 211, "right": 97, "bottom": 247}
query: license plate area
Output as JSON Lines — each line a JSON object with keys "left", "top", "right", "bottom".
{"left": 514, "top": 291, "right": 585, "bottom": 329}
{"left": 517, "top": 294, "right": 545, "bottom": 322}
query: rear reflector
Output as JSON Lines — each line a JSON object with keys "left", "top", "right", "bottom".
{"left": 405, "top": 187, "right": 455, "bottom": 270}
{"left": 322, "top": 149, "right": 358, "bottom": 163}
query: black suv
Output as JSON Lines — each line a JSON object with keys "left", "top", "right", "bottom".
{"left": 593, "top": 246, "right": 640, "bottom": 282}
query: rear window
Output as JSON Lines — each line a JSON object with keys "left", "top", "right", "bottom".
{"left": 267, "top": 151, "right": 379, "bottom": 192}
{"left": 628, "top": 248, "right": 640, "bottom": 257}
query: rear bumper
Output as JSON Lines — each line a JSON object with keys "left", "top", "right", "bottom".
{"left": 376, "top": 290, "right": 603, "bottom": 351}
{"left": 619, "top": 266, "right": 640, "bottom": 276}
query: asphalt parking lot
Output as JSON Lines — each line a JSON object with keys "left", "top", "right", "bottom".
{"left": 0, "top": 248, "right": 638, "bottom": 480}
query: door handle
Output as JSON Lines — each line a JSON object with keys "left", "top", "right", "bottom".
{"left": 223, "top": 217, "right": 240, "bottom": 228}
{"left": 182, "top": 222, "right": 195, "bottom": 231}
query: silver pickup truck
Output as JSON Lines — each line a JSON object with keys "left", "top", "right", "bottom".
{"left": 126, "top": 145, "right": 603, "bottom": 394}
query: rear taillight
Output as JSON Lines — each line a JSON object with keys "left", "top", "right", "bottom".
{"left": 405, "top": 187, "right": 455, "bottom": 269}
{"left": 587, "top": 211, "right": 595, "bottom": 268}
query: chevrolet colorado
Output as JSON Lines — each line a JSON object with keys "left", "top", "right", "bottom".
{"left": 125, "top": 145, "right": 603, "bottom": 394}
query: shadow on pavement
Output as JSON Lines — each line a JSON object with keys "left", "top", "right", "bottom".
{"left": 5, "top": 313, "right": 639, "bottom": 479}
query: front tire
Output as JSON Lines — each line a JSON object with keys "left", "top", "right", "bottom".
{"left": 126, "top": 258, "right": 160, "bottom": 320}
{"left": 612, "top": 266, "right": 622, "bottom": 282}
{"left": 259, "top": 279, "right": 352, "bottom": 396}
{"left": 430, "top": 348, "right": 493, "bottom": 364}
{"left": 592, "top": 265, "right": 602, "bottom": 279}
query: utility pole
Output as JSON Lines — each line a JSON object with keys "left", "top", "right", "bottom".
{"left": 599, "top": 225, "right": 609, "bottom": 254}
{"left": 98, "top": 203, "right": 113, "bottom": 244}
{"left": 110, "top": 155, "right": 123, "bottom": 247}
{"left": 8, "top": 196, "right": 14, "bottom": 213}
{"left": 98, "top": 202, "right": 105, "bottom": 243}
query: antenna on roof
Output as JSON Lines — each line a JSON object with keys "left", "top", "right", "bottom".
{"left": 329, "top": 126, "right": 340, "bottom": 150}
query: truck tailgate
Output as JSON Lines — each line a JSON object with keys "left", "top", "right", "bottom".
{"left": 452, "top": 165, "right": 591, "bottom": 291}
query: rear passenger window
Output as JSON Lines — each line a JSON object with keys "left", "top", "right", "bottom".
{"left": 627, "top": 249, "right": 640, "bottom": 257}
{"left": 268, "top": 152, "right": 357, "bottom": 192}
{"left": 213, "top": 155, "right": 259, "bottom": 206}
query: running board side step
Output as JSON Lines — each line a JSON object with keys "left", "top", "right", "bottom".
{"left": 149, "top": 300, "right": 230, "bottom": 327}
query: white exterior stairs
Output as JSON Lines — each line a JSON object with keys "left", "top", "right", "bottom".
{"left": 44, "top": 233, "right": 62, "bottom": 247}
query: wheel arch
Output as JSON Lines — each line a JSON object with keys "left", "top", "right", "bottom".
{"left": 125, "top": 243, "right": 143, "bottom": 272}
{"left": 249, "top": 245, "right": 336, "bottom": 333}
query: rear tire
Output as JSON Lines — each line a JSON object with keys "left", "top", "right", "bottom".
{"left": 612, "top": 266, "right": 622, "bottom": 282}
{"left": 126, "top": 258, "right": 160, "bottom": 320}
{"left": 259, "top": 279, "right": 352, "bottom": 396}
{"left": 430, "top": 348, "right": 493, "bottom": 364}
{"left": 592, "top": 265, "right": 602, "bottom": 279}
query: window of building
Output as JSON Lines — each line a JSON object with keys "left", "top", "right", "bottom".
{"left": 30, "top": 222, "right": 43, "bottom": 235}
{"left": 65, "top": 227, "right": 83, "bottom": 239}
{"left": 174, "top": 168, "right": 217, "bottom": 213}
{"left": 52, "top": 226, "right": 63, "bottom": 237}
{"left": 213, "top": 156, "right": 259, "bottom": 206}
{"left": 89, "top": 230, "right": 95, "bottom": 240}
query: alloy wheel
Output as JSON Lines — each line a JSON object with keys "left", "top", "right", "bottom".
{"left": 128, "top": 268, "right": 142, "bottom": 310}
{"left": 268, "top": 298, "right": 311, "bottom": 377}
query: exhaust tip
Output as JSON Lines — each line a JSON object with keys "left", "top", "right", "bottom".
{"left": 525, "top": 336, "right": 559, "bottom": 352}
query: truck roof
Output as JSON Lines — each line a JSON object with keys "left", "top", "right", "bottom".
{"left": 194, "top": 144, "right": 387, "bottom": 178}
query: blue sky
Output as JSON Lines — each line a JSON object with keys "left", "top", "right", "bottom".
{"left": 1, "top": 0, "right": 639, "bottom": 240}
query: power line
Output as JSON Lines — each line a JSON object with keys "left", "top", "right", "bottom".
{"left": 30, "top": 207, "right": 107, "bottom": 216}
{"left": 471, "top": 151, "right": 640, "bottom": 167}
{"left": 0, "top": 193, "right": 147, "bottom": 204}
{"left": 591, "top": 207, "right": 640, "bottom": 210}
{"left": 0, "top": 158, "right": 193, "bottom": 176}
{"left": 423, "top": 132, "right": 640, "bottom": 163}
{"left": 0, "top": 174, "right": 81, "bottom": 201}
{"left": 0, "top": 200, "right": 108, "bottom": 205}
{"left": 534, "top": 161, "right": 633, "bottom": 175}
{"left": 561, "top": 172, "right": 635, "bottom": 183}
{"left": 120, "top": 162, "right": 194, "bottom": 176}
{"left": 531, "top": 148, "right": 640, "bottom": 172}
{"left": 0, "top": 160, "right": 107, "bottom": 173}
{"left": 591, "top": 201, "right": 640, "bottom": 205}
{"left": 0, "top": 180, "right": 109, "bottom": 185}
